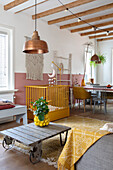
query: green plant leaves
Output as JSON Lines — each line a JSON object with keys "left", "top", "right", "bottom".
{"left": 99, "top": 54, "right": 106, "bottom": 64}
{"left": 90, "top": 61, "right": 97, "bottom": 67}
{"left": 38, "top": 113, "right": 45, "bottom": 121}
{"left": 32, "top": 96, "right": 49, "bottom": 117}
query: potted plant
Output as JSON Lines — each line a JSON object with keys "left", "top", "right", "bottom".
{"left": 90, "top": 54, "right": 106, "bottom": 67}
{"left": 31, "top": 97, "right": 50, "bottom": 127}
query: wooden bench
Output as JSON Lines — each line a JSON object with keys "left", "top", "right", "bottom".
{"left": 0, "top": 105, "right": 27, "bottom": 125}
{"left": 0, "top": 122, "right": 71, "bottom": 164}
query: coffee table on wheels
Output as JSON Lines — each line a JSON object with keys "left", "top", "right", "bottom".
{"left": 0, "top": 122, "right": 71, "bottom": 164}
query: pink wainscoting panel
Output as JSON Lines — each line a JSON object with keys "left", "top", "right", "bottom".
{"left": 15, "top": 73, "right": 83, "bottom": 105}
{"left": 15, "top": 73, "right": 49, "bottom": 105}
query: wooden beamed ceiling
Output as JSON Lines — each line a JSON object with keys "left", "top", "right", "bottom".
{"left": 97, "top": 37, "right": 113, "bottom": 42}
{"left": 60, "top": 13, "right": 113, "bottom": 29}
{"left": 15, "top": 0, "right": 49, "bottom": 14}
{"left": 80, "top": 27, "right": 113, "bottom": 36}
{"left": 4, "top": 0, "right": 29, "bottom": 10}
{"left": 3, "top": 0, "right": 113, "bottom": 41}
{"left": 70, "top": 21, "right": 113, "bottom": 33}
{"left": 89, "top": 33, "right": 113, "bottom": 39}
{"left": 32, "top": 0, "right": 96, "bottom": 19}
{"left": 48, "top": 3, "right": 113, "bottom": 25}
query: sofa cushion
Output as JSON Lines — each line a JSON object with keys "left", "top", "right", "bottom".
{"left": 0, "top": 104, "right": 15, "bottom": 110}
{"left": 76, "top": 134, "right": 113, "bottom": 170}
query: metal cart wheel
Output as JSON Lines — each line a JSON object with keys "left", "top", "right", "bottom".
{"left": 29, "top": 148, "right": 42, "bottom": 164}
{"left": 29, "top": 142, "right": 42, "bottom": 164}
{"left": 2, "top": 136, "right": 15, "bottom": 150}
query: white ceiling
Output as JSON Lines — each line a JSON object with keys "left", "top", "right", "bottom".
{"left": 1, "top": 0, "right": 113, "bottom": 37}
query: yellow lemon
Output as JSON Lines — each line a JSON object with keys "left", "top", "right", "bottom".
{"left": 45, "top": 122, "right": 49, "bottom": 126}
{"left": 34, "top": 122, "right": 37, "bottom": 126}
{"left": 34, "top": 118, "right": 37, "bottom": 122}
{"left": 40, "top": 123, "right": 43, "bottom": 127}
{"left": 43, "top": 123, "right": 46, "bottom": 126}
{"left": 45, "top": 119, "right": 48, "bottom": 123}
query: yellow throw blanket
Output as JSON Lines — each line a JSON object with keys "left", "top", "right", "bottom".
{"left": 58, "top": 127, "right": 110, "bottom": 170}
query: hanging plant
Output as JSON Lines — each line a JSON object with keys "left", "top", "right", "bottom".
{"left": 90, "top": 54, "right": 106, "bottom": 67}
{"left": 98, "top": 54, "right": 106, "bottom": 64}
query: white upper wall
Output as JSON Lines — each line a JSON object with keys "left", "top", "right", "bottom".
{"left": 0, "top": 4, "right": 90, "bottom": 74}
{"left": 0, "top": 4, "right": 33, "bottom": 73}
{"left": 38, "top": 19, "right": 90, "bottom": 74}
{"left": 97, "top": 40, "right": 113, "bottom": 85}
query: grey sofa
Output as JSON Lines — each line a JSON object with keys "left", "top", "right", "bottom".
{"left": 76, "top": 134, "right": 113, "bottom": 170}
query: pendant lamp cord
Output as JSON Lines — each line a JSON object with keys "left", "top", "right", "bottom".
{"left": 94, "top": 28, "right": 96, "bottom": 54}
{"left": 35, "top": 0, "right": 37, "bottom": 31}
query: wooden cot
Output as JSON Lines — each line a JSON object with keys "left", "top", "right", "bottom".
{"left": 25, "top": 85, "right": 70, "bottom": 122}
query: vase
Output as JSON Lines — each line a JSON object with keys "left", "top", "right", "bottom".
{"left": 90, "top": 78, "right": 94, "bottom": 84}
{"left": 34, "top": 114, "right": 50, "bottom": 127}
{"left": 81, "top": 78, "right": 85, "bottom": 86}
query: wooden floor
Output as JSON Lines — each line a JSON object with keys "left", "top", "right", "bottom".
{"left": 72, "top": 103, "right": 113, "bottom": 122}
{"left": 0, "top": 121, "right": 56, "bottom": 170}
{"left": 0, "top": 146, "right": 56, "bottom": 170}
{"left": 0, "top": 103, "right": 113, "bottom": 169}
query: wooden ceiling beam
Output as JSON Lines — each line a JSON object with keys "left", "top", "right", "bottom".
{"left": 80, "top": 27, "right": 113, "bottom": 36}
{"left": 32, "top": 0, "right": 96, "bottom": 19}
{"left": 71, "top": 21, "right": 113, "bottom": 33}
{"left": 97, "top": 37, "right": 113, "bottom": 42}
{"left": 15, "top": 0, "right": 49, "bottom": 14}
{"left": 4, "top": 0, "right": 28, "bottom": 11}
{"left": 89, "top": 32, "right": 113, "bottom": 39}
{"left": 60, "top": 13, "right": 113, "bottom": 29}
{"left": 48, "top": 3, "right": 113, "bottom": 25}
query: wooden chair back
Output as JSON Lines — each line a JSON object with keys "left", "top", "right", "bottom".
{"left": 73, "top": 87, "right": 91, "bottom": 100}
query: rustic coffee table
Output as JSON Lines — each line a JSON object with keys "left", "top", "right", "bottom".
{"left": 0, "top": 122, "right": 71, "bottom": 164}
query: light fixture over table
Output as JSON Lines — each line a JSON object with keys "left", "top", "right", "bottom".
{"left": 23, "top": 0, "right": 48, "bottom": 54}
{"left": 90, "top": 27, "right": 100, "bottom": 63}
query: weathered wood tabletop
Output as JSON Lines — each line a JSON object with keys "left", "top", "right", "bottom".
{"left": 0, "top": 122, "right": 71, "bottom": 146}
{"left": 0, "top": 122, "right": 71, "bottom": 163}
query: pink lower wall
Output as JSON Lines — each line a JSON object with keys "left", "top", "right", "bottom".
{"left": 15, "top": 73, "right": 83, "bottom": 105}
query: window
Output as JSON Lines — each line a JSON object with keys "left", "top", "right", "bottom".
{"left": 0, "top": 32, "right": 8, "bottom": 88}
{"left": 0, "top": 26, "right": 13, "bottom": 90}
{"left": 112, "top": 49, "right": 113, "bottom": 84}
{"left": 85, "top": 48, "right": 95, "bottom": 83}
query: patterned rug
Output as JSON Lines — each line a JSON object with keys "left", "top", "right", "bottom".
{"left": 0, "top": 115, "right": 110, "bottom": 168}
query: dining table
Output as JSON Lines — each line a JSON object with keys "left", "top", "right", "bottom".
{"left": 84, "top": 85, "right": 113, "bottom": 113}
{"left": 84, "top": 85, "right": 113, "bottom": 92}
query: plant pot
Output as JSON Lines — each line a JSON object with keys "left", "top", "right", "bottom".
{"left": 34, "top": 114, "right": 50, "bottom": 127}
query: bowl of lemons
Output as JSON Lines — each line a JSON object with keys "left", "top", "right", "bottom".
{"left": 31, "top": 97, "right": 50, "bottom": 127}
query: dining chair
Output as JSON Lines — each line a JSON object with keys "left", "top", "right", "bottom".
{"left": 106, "top": 92, "right": 113, "bottom": 100}
{"left": 73, "top": 87, "right": 92, "bottom": 112}
{"left": 93, "top": 86, "right": 107, "bottom": 114}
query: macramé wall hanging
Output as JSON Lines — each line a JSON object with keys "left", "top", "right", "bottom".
{"left": 25, "top": 36, "right": 44, "bottom": 80}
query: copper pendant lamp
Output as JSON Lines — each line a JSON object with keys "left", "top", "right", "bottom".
{"left": 91, "top": 54, "right": 99, "bottom": 61}
{"left": 23, "top": 0, "right": 48, "bottom": 54}
{"left": 90, "top": 27, "right": 99, "bottom": 62}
